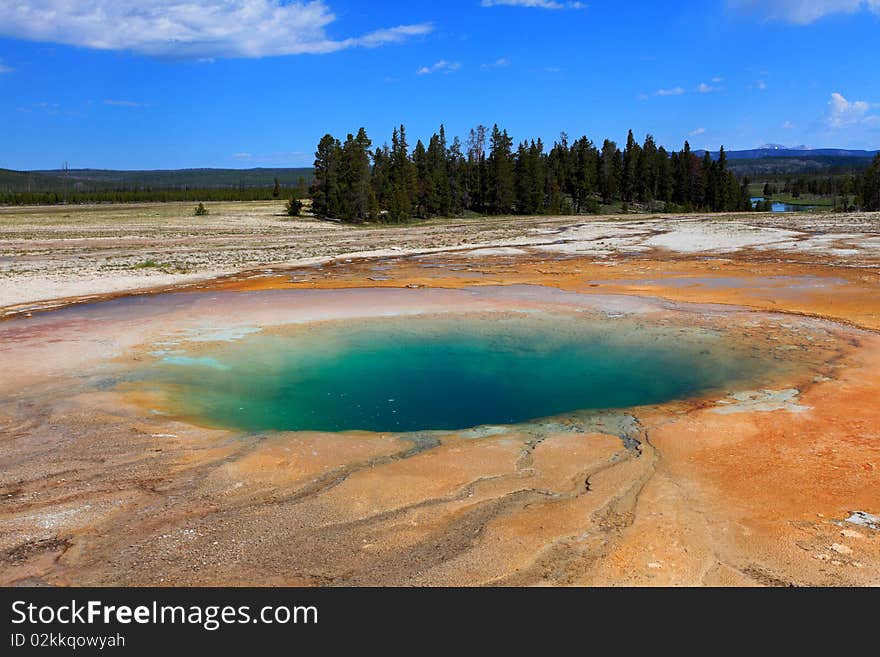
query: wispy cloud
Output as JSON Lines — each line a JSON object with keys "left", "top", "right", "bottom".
{"left": 643, "top": 78, "right": 724, "bottom": 100}
{"left": 754, "top": 79, "right": 768, "bottom": 90}
{"left": 0, "top": 63, "right": 13, "bottom": 74}
{"left": 728, "top": 0, "right": 880, "bottom": 25}
{"left": 689, "top": 127, "right": 707, "bottom": 136}
{"left": 0, "top": 1, "right": 433, "bottom": 59}
{"left": 481, "top": 57, "right": 511, "bottom": 69}
{"left": 104, "top": 99, "right": 146, "bottom": 108}
{"left": 481, "top": 0, "right": 587, "bottom": 9}
{"left": 782, "top": 120, "right": 797, "bottom": 129}
{"left": 826, "top": 91, "right": 879, "bottom": 128}
{"left": 18, "top": 102, "right": 60, "bottom": 114}
{"left": 417, "top": 59, "right": 461, "bottom": 75}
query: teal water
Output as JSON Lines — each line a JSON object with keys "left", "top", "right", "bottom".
{"left": 142, "top": 313, "right": 778, "bottom": 433}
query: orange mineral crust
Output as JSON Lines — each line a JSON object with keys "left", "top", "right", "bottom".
{"left": 169, "top": 251, "right": 880, "bottom": 331}
{"left": 1, "top": 242, "right": 878, "bottom": 587}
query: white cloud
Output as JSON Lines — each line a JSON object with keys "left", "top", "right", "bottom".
{"left": 19, "top": 102, "right": 60, "bottom": 114}
{"left": 0, "top": 63, "right": 13, "bottom": 74}
{"left": 482, "top": 57, "right": 511, "bottom": 69}
{"left": 826, "top": 92, "right": 878, "bottom": 128}
{"left": 728, "top": 0, "right": 880, "bottom": 24}
{"left": 782, "top": 120, "right": 796, "bottom": 129}
{"left": 711, "top": 76, "right": 724, "bottom": 83}
{"left": 698, "top": 82, "right": 722, "bottom": 93}
{"left": 656, "top": 87, "right": 686, "bottom": 96}
{"left": 481, "top": 0, "right": 587, "bottom": 9}
{"left": 689, "top": 127, "right": 707, "bottom": 136}
{"left": 104, "top": 99, "right": 145, "bottom": 108}
{"left": 755, "top": 79, "right": 768, "bottom": 90}
{"left": 417, "top": 60, "right": 461, "bottom": 75}
{"left": 0, "top": 1, "right": 433, "bottom": 59}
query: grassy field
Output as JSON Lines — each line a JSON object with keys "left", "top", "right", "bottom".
{"left": 768, "top": 194, "right": 835, "bottom": 207}
{"left": 746, "top": 182, "right": 845, "bottom": 208}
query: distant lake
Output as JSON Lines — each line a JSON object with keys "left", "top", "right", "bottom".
{"left": 751, "top": 197, "right": 817, "bottom": 213}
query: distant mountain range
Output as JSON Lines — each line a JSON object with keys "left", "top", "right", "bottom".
{"left": 697, "top": 145, "right": 878, "bottom": 160}
{"left": 693, "top": 146, "right": 877, "bottom": 176}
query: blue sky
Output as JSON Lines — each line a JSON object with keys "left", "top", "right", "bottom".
{"left": 0, "top": 0, "right": 878, "bottom": 170}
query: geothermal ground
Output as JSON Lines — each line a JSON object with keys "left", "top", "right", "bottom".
{"left": 1, "top": 201, "right": 879, "bottom": 586}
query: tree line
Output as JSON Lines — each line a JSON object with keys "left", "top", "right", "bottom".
{"left": 0, "top": 184, "right": 306, "bottom": 206}
{"left": 309, "top": 124, "right": 759, "bottom": 222}
{"left": 863, "top": 153, "right": 880, "bottom": 210}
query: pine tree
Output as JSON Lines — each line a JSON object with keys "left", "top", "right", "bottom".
{"left": 447, "top": 136, "right": 466, "bottom": 215}
{"left": 571, "top": 137, "right": 598, "bottom": 212}
{"left": 716, "top": 146, "right": 729, "bottom": 210}
{"left": 285, "top": 196, "right": 303, "bottom": 216}
{"left": 530, "top": 139, "right": 548, "bottom": 213}
{"left": 515, "top": 141, "right": 531, "bottom": 214}
{"left": 701, "top": 151, "right": 714, "bottom": 210}
{"left": 545, "top": 137, "right": 567, "bottom": 214}
{"left": 737, "top": 175, "right": 752, "bottom": 212}
{"left": 338, "top": 127, "right": 375, "bottom": 223}
{"left": 371, "top": 144, "right": 392, "bottom": 214}
{"left": 554, "top": 132, "right": 574, "bottom": 211}
{"left": 514, "top": 140, "right": 547, "bottom": 215}
{"left": 466, "top": 125, "right": 488, "bottom": 213}
{"left": 388, "top": 125, "right": 416, "bottom": 222}
{"left": 621, "top": 130, "right": 641, "bottom": 203}
{"left": 656, "top": 146, "right": 672, "bottom": 205}
{"left": 487, "top": 124, "right": 515, "bottom": 214}
{"left": 863, "top": 153, "right": 880, "bottom": 210}
{"left": 675, "top": 140, "right": 701, "bottom": 210}
{"left": 413, "top": 139, "right": 433, "bottom": 218}
{"left": 310, "top": 134, "right": 342, "bottom": 218}
{"left": 638, "top": 134, "right": 658, "bottom": 203}
{"left": 599, "top": 139, "right": 620, "bottom": 204}
{"left": 427, "top": 127, "right": 450, "bottom": 216}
